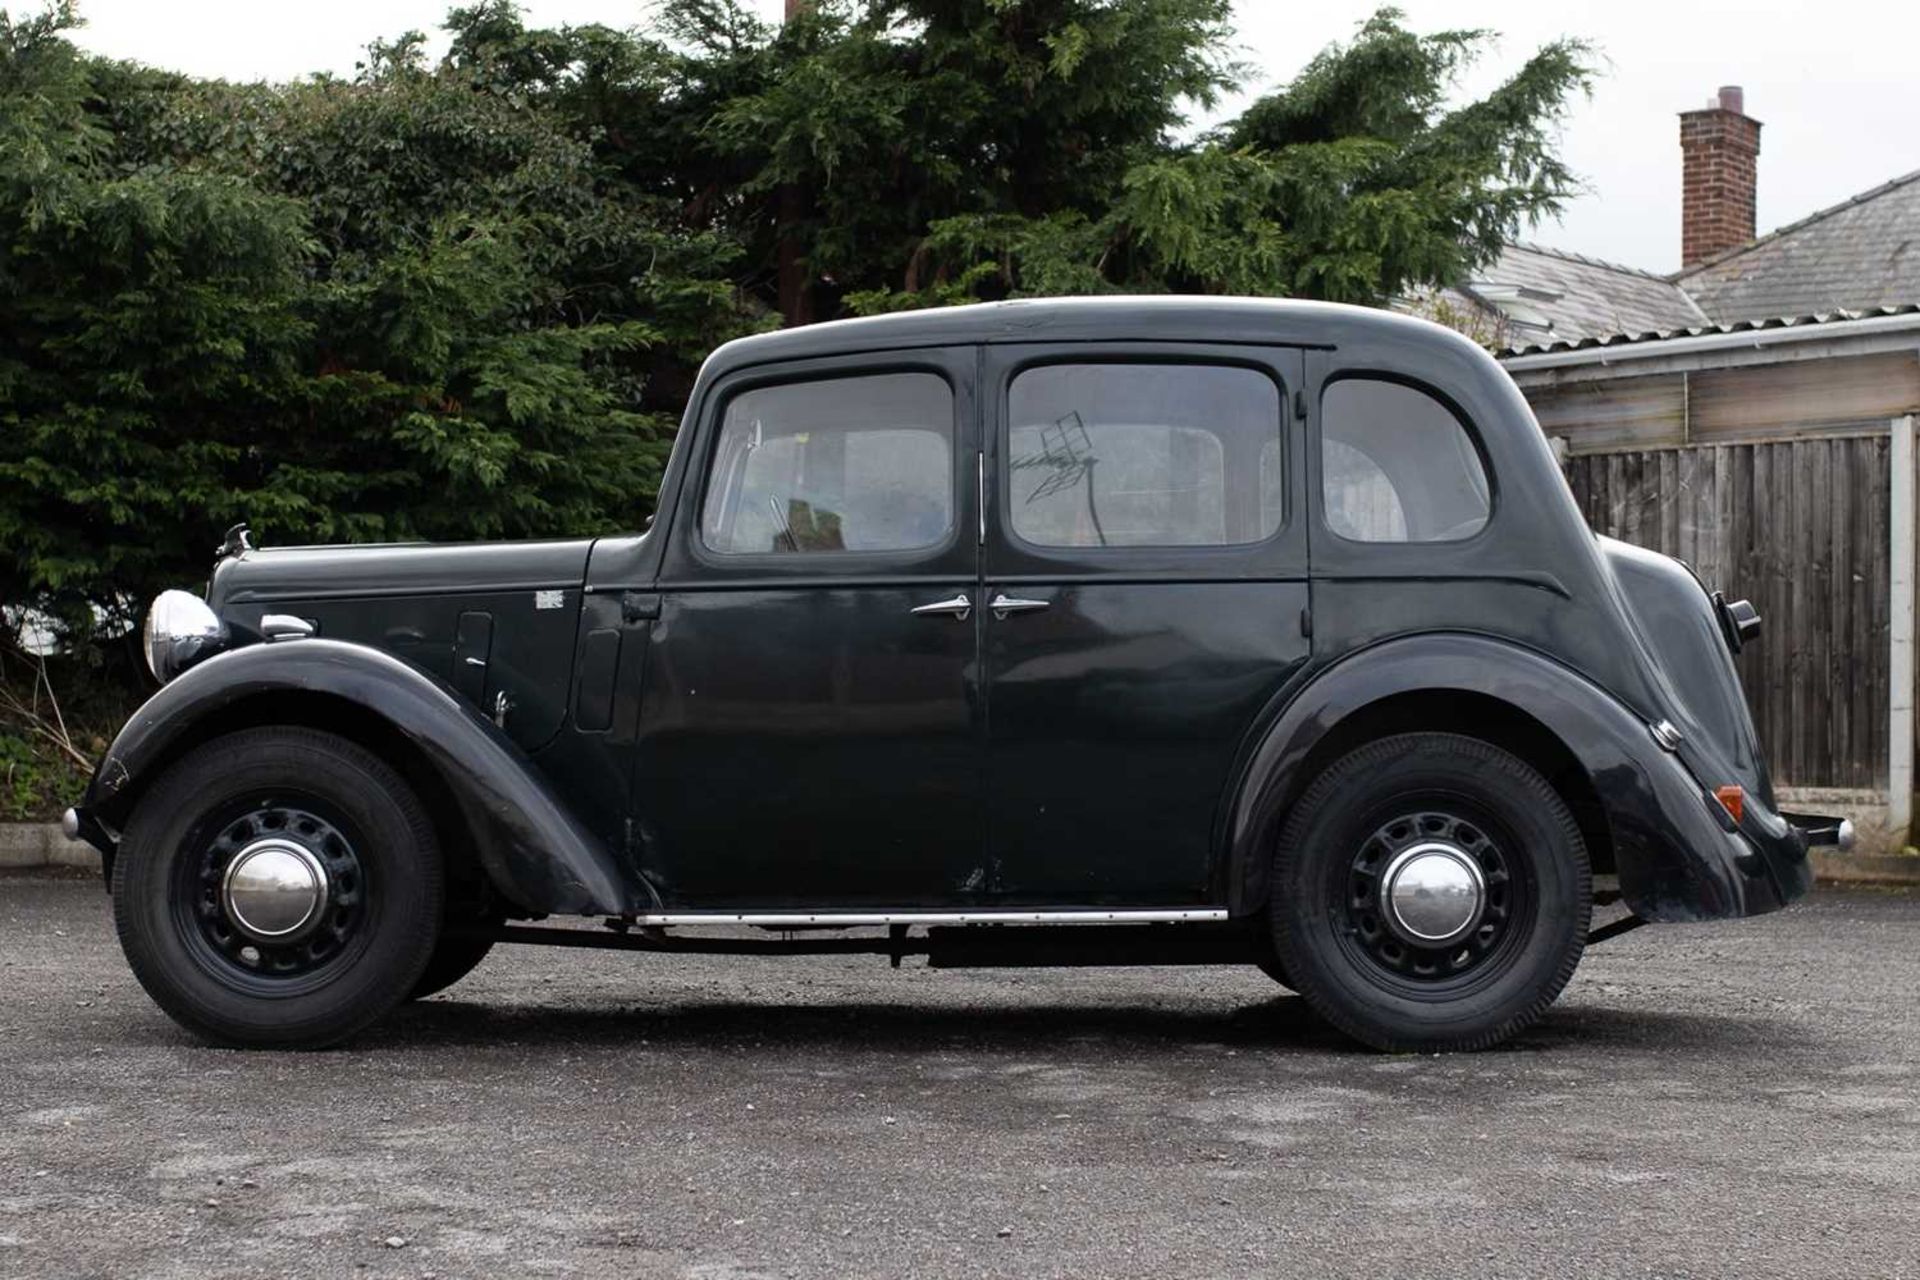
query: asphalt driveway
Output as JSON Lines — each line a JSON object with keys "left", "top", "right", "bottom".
{"left": 2, "top": 873, "right": 1917, "bottom": 1279}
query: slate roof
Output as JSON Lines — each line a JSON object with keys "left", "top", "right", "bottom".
{"left": 1457, "top": 244, "right": 1708, "bottom": 345}
{"left": 1677, "top": 168, "right": 1920, "bottom": 321}
{"left": 1464, "top": 168, "right": 1920, "bottom": 358}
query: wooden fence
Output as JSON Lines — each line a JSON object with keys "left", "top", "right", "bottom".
{"left": 1566, "top": 434, "right": 1892, "bottom": 790}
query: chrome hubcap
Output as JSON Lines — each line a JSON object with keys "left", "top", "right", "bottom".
{"left": 221, "top": 838, "right": 331, "bottom": 943}
{"left": 1379, "top": 841, "right": 1486, "bottom": 946}
{"left": 1345, "top": 810, "right": 1521, "bottom": 984}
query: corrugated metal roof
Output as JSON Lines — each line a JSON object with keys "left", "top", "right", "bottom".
{"left": 1496, "top": 303, "right": 1920, "bottom": 359}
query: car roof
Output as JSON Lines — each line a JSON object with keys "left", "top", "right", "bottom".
{"left": 702, "top": 296, "right": 1483, "bottom": 376}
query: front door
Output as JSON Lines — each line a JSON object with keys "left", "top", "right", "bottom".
{"left": 980, "top": 347, "right": 1312, "bottom": 905}
{"left": 633, "top": 350, "right": 983, "bottom": 908}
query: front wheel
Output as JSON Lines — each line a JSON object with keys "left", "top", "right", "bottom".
{"left": 1270, "top": 733, "right": 1591, "bottom": 1052}
{"left": 113, "top": 726, "right": 443, "bottom": 1049}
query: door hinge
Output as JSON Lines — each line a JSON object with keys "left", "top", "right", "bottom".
{"left": 1299, "top": 606, "right": 1313, "bottom": 639}
{"left": 621, "top": 591, "right": 661, "bottom": 623}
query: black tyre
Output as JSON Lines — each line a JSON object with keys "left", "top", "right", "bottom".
{"left": 408, "top": 934, "right": 495, "bottom": 1000}
{"left": 113, "top": 726, "right": 443, "bottom": 1049}
{"left": 1255, "top": 956, "right": 1292, "bottom": 990}
{"left": 1270, "top": 733, "right": 1590, "bottom": 1052}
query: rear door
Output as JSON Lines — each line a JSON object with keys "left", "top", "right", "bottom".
{"left": 980, "top": 346, "right": 1311, "bottom": 905}
{"left": 633, "top": 349, "right": 983, "bottom": 908}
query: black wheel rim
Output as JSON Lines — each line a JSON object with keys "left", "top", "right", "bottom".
{"left": 1336, "top": 802, "right": 1535, "bottom": 995}
{"left": 170, "top": 794, "right": 373, "bottom": 995}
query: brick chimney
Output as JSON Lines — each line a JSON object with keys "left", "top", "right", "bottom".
{"left": 1680, "top": 86, "right": 1762, "bottom": 268}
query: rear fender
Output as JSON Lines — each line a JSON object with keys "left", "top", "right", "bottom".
{"left": 1224, "top": 633, "right": 1788, "bottom": 923}
{"left": 77, "top": 640, "right": 640, "bottom": 916}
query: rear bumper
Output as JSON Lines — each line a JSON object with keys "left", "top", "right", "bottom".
{"left": 1733, "top": 802, "right": 1817, "bottom": 916}
{"left": 1781, "top": 811, "right": 1855, "bottom": 852}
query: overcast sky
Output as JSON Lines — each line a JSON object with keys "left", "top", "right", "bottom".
{"left": 62, "top": 0, "right": 1920, "bottom": 276}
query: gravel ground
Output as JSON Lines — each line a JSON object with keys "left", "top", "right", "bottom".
{"left": 2, "top": 873, "right": 1918, "bottom": 1279}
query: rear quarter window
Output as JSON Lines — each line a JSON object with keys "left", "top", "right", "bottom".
{"left": 1322, "top": 379, "right": 1491, "bottom": 543}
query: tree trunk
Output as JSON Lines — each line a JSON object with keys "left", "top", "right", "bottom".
{"left": 779, "top": 0, "right": 814, "bottom": 326}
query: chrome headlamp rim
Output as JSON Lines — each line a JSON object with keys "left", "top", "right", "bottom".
{"left": 143, "top": 589, "right": 227, "bottom": 684}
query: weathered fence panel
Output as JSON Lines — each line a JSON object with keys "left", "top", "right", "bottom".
{"left": 1566, "top": 434, "right": 1891, "bottom": 790}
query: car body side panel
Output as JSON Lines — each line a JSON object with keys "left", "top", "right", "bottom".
{"left": 78, "top": 640, "right": 643, "bottom": 916}
{"left": 983, "top": 580, "right": 1311, "bottom": 903}
{"left": 632, "top": 585, "right": 983, "bottom": 907}
{"left": 218, "top": 589, "right": 581, "bottom": 754}
{"left": 1222, "top": 633, "right": 1807, "bottom": 924}
{"left": 212, "top": 540, "right": 593, "bottom": 756}
{"left": 1297, "top": 346, "right": 1673, "bottom": 730}
{"left": 632, "top": 345, "right": 985, "bottom": 908}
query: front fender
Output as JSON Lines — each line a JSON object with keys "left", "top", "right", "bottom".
{"left": 78, "top": 639, "right": 641, "bottom": 916}
{"left": 1224, "top": 633, "right": 1804, "bottom": 923}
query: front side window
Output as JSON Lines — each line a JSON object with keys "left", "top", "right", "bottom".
{"left": 702, "top": 372, "right": 954, "bottom": 555}
{"left": 1322, "top": 378, "right": 1491, "bottom": 543}
{"left": 1007, "top": 363, "right": 1284, "bottom": 549}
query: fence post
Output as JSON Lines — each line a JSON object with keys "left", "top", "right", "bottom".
{"left": 1890, "top": 415, "right": 1916, "bottom": 845}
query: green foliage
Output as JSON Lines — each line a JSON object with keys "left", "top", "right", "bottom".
{"left": 0, "top": 647, "right": 125, "bottom": 820}
{"left": 1, "top": 3, "right": 755, "bottom": 641}
{"left": 828, "top": 5, "right": 1592, "bottom": 311}
{"left": 686, "top": 0, "right": 1239, "bottom": 312}
{"left": 0, "top": 729, "right": 42, "bottom": 816}
{"left": 0, "top": 0, "right": 1592, "bottom": 659}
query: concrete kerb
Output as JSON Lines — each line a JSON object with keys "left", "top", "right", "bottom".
{"left": 0, "top": 823, "right": 97, "bottom": 871}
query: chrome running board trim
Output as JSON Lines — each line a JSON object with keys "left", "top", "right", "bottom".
{"left": 629, "top": 908, "right": 1231, "bottom": 928}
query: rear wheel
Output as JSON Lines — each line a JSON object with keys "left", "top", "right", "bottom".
{"left": 113, "top": 727, "right": 442, "bottom": 1049}
{"left": 409, "top": 933, "right": 496, "bottom": 1000}
{"left": 1270, "top": 733, "right": 1590, "bottom": 1052}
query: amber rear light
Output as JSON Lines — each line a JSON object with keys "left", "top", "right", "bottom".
{"left": 1714, "top": 785, "right": 1745, "bottom": 824}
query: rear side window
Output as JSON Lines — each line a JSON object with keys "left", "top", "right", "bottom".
{"left": 702, "top": 372, "right": 954, "bottom": 555}
{"left": 1007, "top": 363, "right": 1283, "bottom": 548}
{"left": 1322, "top": 379, "right": 1490, "bottom": 543}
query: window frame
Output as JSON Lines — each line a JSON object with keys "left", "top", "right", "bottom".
{"left": 699, "top": 378, "right": 958, "bottom": 559}
{"left": 676, "top": 354, "right": 976, "bottom": 581}
{"left": 984, "top": 346, "right": 1308, "bottom": 582}
{"left": 1316, "top": 371, "right": 1498, "bottom": 549}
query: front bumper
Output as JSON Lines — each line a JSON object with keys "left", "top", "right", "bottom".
{"left": 62, "top": 806, "right": 117, "bottom": 885}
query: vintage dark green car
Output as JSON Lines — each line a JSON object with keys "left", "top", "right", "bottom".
{"left": 69, "top": 298, "right": 1847, "bottom": 1052}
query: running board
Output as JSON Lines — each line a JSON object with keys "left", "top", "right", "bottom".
{"left": 461, "top": 913, "right": 1256, "bottom": 967}
{"left": 612, "top": 908, "right": 1229, "bottom": 928}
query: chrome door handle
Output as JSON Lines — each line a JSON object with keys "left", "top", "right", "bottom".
{"left": 911, "top": 593, "right": 973, "bottom": 621}
{"left": 990, "top": 593, "right": 1049, "bottom": 620}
